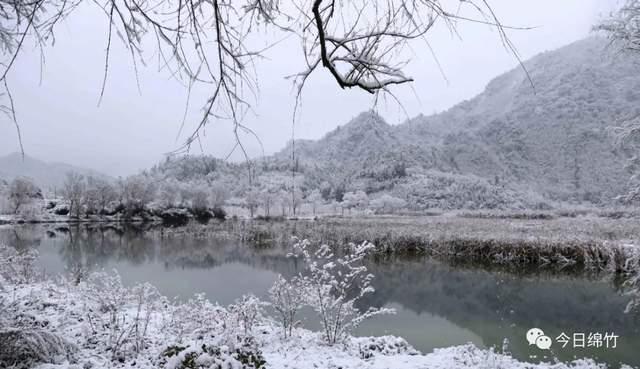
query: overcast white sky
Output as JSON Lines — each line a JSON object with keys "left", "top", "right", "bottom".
{"left": 0, "top": 0, "right": 619, "bottom": 176}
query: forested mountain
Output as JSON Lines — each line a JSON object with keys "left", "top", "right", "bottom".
{"left": 265, "top": 36, "right": 635, "bottom": 208}
{"left": 139, "top": 36, "right": 640, "bottom": 211}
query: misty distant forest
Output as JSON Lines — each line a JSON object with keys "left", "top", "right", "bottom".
{"left": 2, "top": 1, "right": 640, "bottom": 369}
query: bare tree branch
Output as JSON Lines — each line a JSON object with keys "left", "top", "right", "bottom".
{"left": 1, "top": 0, "right": 528, "bottom": 157}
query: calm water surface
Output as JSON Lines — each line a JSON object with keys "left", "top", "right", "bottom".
{"left": 2, "top": 223, "right": 639, "bottom": 367}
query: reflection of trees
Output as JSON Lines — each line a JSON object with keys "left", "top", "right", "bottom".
{"left": 55, "top": 225, "right": 159, "bottom": 271}
{"left": 358, "top": 258, "right": 640, "bottom": 365}
{"left": 361, "top": 258, "right": 635, "bottom": 328}
{"left": 0, "top": 225, "right": 43, "bottom": 251}
{"left": 1, "top": 224, "right": 160, "bottom": 272}
{"left": 0, "top": 224, "right": 302, "bottom": 275}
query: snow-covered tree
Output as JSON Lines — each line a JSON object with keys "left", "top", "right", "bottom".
{"left": 306, "top": 189, "right": 323, "bottom": 216}
{"left": 259, "top": 188, "right": 276, "bottom": 217}
{"left": 85, "top": 176, "right": 117, "bottom": 214}
{"left": 209, "top": 182, "right": 230, "bottom": 208}
{"left": 288, "top": 186, "right": 304, "bottom": 217}
{"left": 158, "top": 179, "right": 181, "bottom": 208}
{"left": 245, "top": 187, "right": 261, "bottom": 218}
{"left": 7, "top": 178, "right": 41, "bottom": 215}
{"left": 191, "top": 187, "right": 210, "bottom": 213}
{"left": 277, "top": 190, "right": 289, "bottom": 217}
{"left": 612, "top": 117, "right": 640, "bottom": 203}
{"left": 319, "top": 181, "right": 332, "bottom": 201}
{"left": 120, "top": 175, "right": 156, "bottom": 213}
{"left": 597, "top": 0, "right": 640, "bottom": 54}
{"left": 342, "top": 190, "right": 368, "bottom": 214}
{"left": 369, "top": 194, "right": 406, "bottom": 214}
{"left": 62, "top": 172, "right": 86, "bottom": 218}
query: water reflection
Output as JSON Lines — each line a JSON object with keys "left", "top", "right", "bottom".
{"left": 1, "top": 224, "right": 638, "bottom": 367}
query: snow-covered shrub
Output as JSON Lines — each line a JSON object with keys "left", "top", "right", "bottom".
{"left": 228, "top": 294, "right": 266, "bottom": 337}
{"left": 160, "top": 341, "right": 266, "bottom": 369}
{"left": 81, "top": 271, "right": 163, "bottom": 361}
{"left": 0, "top": 329, "right": 77, "bottom": 368}
{"left": 168, "top": 293, "right": 226, "bottom": 342}
{"left": 268, "top": 275, "right": 306, "bottom": 338}
{"left": 130, "top": 283, "right": 164, "bottom": 354}
{"left": 161, "top": 294, "right": 267, "bottom": 368}
{"left": 291, "top": 239, "right": 394, "bottom": 345}
{"left": 354, "top": 335, "right": 418, "bottom": 359}
{"left": 0, "top": 245, "right": 42, "bottom": 288}
{"left": 162, "top": 293, "right": 267, "bottom": 368}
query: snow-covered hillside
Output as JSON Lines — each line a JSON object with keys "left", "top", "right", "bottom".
{"left": 268, "top": 36, "right": 636, "bottom": 206}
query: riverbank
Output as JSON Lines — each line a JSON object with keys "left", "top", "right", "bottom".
{"left": 0, "top": 203, "right": 224, "bottom": 226}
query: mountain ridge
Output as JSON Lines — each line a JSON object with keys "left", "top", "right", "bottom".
{"left": 0, "top": 152, "right": 111, "bottom": 190}
{"left": 268, "top": 36, "right": 634, "bottom": 206}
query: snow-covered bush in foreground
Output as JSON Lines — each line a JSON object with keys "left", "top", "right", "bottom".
{"left": 0, "top": 245, "right": 42, "bottom": 288}
{"left": 285, "top": 239, "right": 394, "bottom": 345}
{"left": 81, "top": 272, "right": 164, "bottom": 361}
{"left": 268, "top": 275, "right": 305, "bottom": 339}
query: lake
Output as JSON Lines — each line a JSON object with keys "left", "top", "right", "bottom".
{"left": 2, "top": 223, "right": 639, "bottom": 367}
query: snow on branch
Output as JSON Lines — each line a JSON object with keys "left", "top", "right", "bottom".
{"left": 283, "top": 238, "right": 395, "bottom": 345}
{"left": 596, "top": 0, "right": 640, "bottom": 54}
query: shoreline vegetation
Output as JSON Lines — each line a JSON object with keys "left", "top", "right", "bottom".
{"left": 126, "top": 215, "right": 640, "bottom": 273}
{"left": 1, "top": 243, "right": 635, "bottom": 369}
{"left": 4, "top": 213, "right": 640, "bottom": 273}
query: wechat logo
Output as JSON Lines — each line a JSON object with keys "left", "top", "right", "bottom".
{"left": 527, "top": 328, "right": 552, "bottom": 350}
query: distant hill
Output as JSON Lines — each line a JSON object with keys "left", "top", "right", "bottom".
{"left": 267, "top": 36, "right": 634, "bottom": 207}
{"left": 151, "top": 36, "right": 639, "bottom": 210}
{"left": 0, "top": 153, "right": 111, "bottom": 191}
